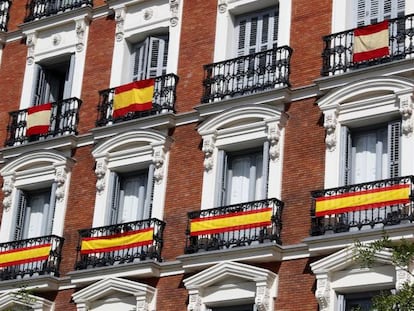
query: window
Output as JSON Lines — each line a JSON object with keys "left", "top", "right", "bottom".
{"left": 14, "top": 187, "right": 56, "bottom": 240}
{"left": 131, "top": 35, "right": 169, "bottom": 81}
{"left": 107, "top": 169, "right": 153, "bottom": 225}
{"left": 342, "top": 121, "right": 400, "bottom": 185}
{"left": 32, "top": 54, "right": 75, "bottom": 105}
{"left": 337, "top": 291, "right": 383, "bottom": 311}
{"left": 355, "top": 0, "right": 405, "bottom": 27}
{"left": 211, "top": 305, "right": 255, "bottom": 311}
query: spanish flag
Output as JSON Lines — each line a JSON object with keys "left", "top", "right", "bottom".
{"left": 113, "top": 79, "right": 155, "bottom": 118}
{"left": 315, "top": 184, "right": 410, "bottom": 217}
{"left": 190, "top": 208, "right": 272, "bottom": 236}
{"left": 26, "top": 103, "right": 52, "bottom": 136}
{"left": 0, "top": 244, "right": 51, "bottom": 268}
{"left": 80, "top": 228, "right": 154, "bottom": 255}
{"left": 353, "top": 20, "right": 389, "bottom": 63}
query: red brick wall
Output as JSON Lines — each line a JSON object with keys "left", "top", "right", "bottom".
{"left": 156, "top": 275, "right": 188, "bottom": 311}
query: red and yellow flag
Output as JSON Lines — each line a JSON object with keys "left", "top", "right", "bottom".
{"left": 80, "top": 228, "right": 154, "bottom": 254}
{"left": 26, "top": 103, "right": 52, "bottom": 136}
{"left": 113, "top": 79, "right": 155, "bottom": 118}
{"left": 353, "top": 20, "right": 389, "bottom": 63}
{"left": 190, "top": 208, "right": 272, "bottom": 236}
{"left": 0, "top": 244, "right": 51, "bottom": 268}
{"left": 315, "top": 184, "right": 410, "bottom": 217}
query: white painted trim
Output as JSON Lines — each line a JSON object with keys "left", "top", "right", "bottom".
{"left": 0, "top": 292, "right": 54, "bottom": 311}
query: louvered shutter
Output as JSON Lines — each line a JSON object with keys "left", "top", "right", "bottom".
{"left": 143, "top": 164, "right": 154, "bottom": 220}
{"left": 63, "top": 54, "right": 75, "bottom": 99}
{"left": 355, "top": 0, "right": 405, "bottom": 27}
{"left": 340, "top": 126, "right": 352, "bottom": 186}
{"left": 132, "top": 40, "right": 149, "bottom": 81}
{"left": 108, "top": 172, "right": 121, "bottom": 225}
{"left": 216, "top": 149, "right": 227, "bottom": 207}
{"left": 388, "top": 120, "right": 401, "bottom": 178}
{"left": 46, "top": 183, "right": 57, "bottom": 235}
{"left": 14, "top": 190, "right": 27, "bottom": 240}
{"left": 32, "top": 64, "right": 48, "bottom": 106}
{"left": 261, "top": 141, "right": 270, "bottom": 200}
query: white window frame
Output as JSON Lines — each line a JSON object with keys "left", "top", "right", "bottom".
{"left": 72, "top": 277, "right": 156, "bottom": 311}
{"left": 311, "top": 245, "right": 409, "bottom": 311}
{"left": 213, "top": 0, "right": 291, "bottom": 63}
{"left": 198, "top": 104, "right": 286, "bottom": 209}
{"left": 109, "top": 0, "right": 182, "bottom": 87}
{"left": 0, "top": 150, "right": 74, "bottom": 242}
{"left": 317, "top": 76, "right": 414, "bottom": 189}
{"left": 184, "top": 261, "right": 277, "bottom": 311}
{"left": 92, "top": 130, "right": 171, "bottom": 227}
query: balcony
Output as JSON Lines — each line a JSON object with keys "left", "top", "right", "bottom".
{"left": 0, "top": 235, "right": 64, "bottom": 281}
{"left": 321, "top": 14, "right": 414, "bottom": 76}
{"left": 96, "top": 74, "right": 178, "bottom": 127}
{"left": 5, "top": 98, "right": 81, "bottom": 147}
{"left": 184, "top": 198, "right": 283, "bottom": 254}
{"left": 0, "top": 0, "right": 10, "bottom": 32}
{"left": 74, "top": 218, "right": 165, "bottom": 270}
{"left": 24, "top": 0, "right": 93, "bottom": 22}
{"left": 310, "top": 176, "right": 414, "bottom": 236}
{"left": 201, "top": 46, "right": 292, "bottom": 104}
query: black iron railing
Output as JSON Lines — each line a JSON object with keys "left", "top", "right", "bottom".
{"left": 96, "top": 74, "right": 178, "bottom": 127}
{"left": 75, "top": 218, "right": 165, "bottom": 270}
{"left": 0, "top": 0, "right": 10, "bottom": 32}
{"left": 201, "top": 46, "right": 292, "bottom": 103}
{"left": 5, "top": 97, "right": 82, "bottom": 147}
{"left": 184, "top": 198, "right": 283, "bottom": 254}
{"left": 24, "top": 0, "right": 92, "bottom": 22}
{"left": 310, "top": 176, "right": 414, "bottom": 236}
{"left": 321, "top": 14, "right": 414, "bottom": 76}
{"left": 0, "top": 235, "right": 64, "bottom": 281}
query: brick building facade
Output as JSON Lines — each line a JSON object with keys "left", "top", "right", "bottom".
{"left": 0, "top": 0, "right": 413, "bottom": 310}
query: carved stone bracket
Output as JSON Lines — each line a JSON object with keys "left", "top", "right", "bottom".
{"left": 95, "top": 158, "right": 107, "bottom": 193}
{"left": 218, "top": 0, "right": 228, "bottom": 13}
{"left": 153, "top": 147, "right": 166, "bottom": 184}
{"left": 115, "top": 8, "right": 126, "bottom": 42}
{"left": 54, "top": 167, "right": 67, "bottom": 201}
{"left": 324, "top": 111, "right": 338, "bottom": 152}
{"left": 396, "top": 266, "right": 412, "bottom": 290}
{"left": 169, "top": 0, "right": 180, "bottom": 27}
{"left": 255, "top": 284, "right": 270, "bottom": 311}
{"left": 26, "top": 32, "right": 37, "bottom": 65}
{"left": 187, "top": 293, "right": 201, "bottom": 311}
{"left": 315, "top": 277, "right": 330, "bottom": 311}
{"left": 75, "top": 19, "right": 87, "bottom": 52}
{"left": 2, "top": 175, "right": 15, "bottom": 211}
{"left": 202, "top": 134, "right": 216, "bottom": 171}
{"left": 399, "top": 95, "right": 413, "bottom": 136}
{"left": 136, "top": 299, "right": 149, "bottom": 311}
{"left": 267, "top": 124, "right": 281, "bottom": 161}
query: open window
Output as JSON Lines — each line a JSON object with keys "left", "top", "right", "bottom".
{"left": 355, "top": 0, "right": 405, "bottom": 27}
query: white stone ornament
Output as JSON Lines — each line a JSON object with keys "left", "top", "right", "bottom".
{"left": 2, "top": 176, "right": 14, "bottom": 210}
{"left": 324, "top": 112, "right": 337, "bottom": 152}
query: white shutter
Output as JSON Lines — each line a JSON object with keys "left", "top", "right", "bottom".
{"left": 355, "top": 0, "right": 404, "bottom": 27}
{"left": 108, "top": 171, "right": 121, "bottom": 225}
{"left": 143, "top": 164, "right": 154, "bottom": 220}
{"left": 340, "top": 126, "right": 352, "bottom": 186}
{"left": 63, "top": 53, "right": 75, "bottom": 99}
{"left": 32, "top": 64, "right": 48, "bottom": 106}
{"left": 261, "top": 141, "right": 269, "bottom": 199}
{"left": 215, "top": 149, "right": 226, "bottom": 207}
{"left": 132, "top": 39, "right": 149, "bottom": 81}
{"left": 14, "top": 190, "right": 27, "bottom": 240}
{"left": 46, "top": 183, "right": 57, "bottom": 235}
{"left": 337, "top": 294, "right": 346, "bottom": 311}
{"left": 388, "top": 120, "right": 401, "bottom": 178}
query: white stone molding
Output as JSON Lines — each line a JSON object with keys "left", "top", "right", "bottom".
{"left": 72, "top": 277, "right": 156, "bottom": 311}
{"left": 2, "top": 175, "right": 15, "bottom": 211}
{"left": 398, "top": 94, "right": 413, "bottom": 136}
{"left": 143, "top": 8, "right": 154, "bottom": 21}
{"left": 187, "top": 293, "right": 202, "bottom": 311}
{"left": 218, "top": 0, "right": 228, "bottom": 13}
{"left": 395, "top": 266, "right": 412, "bottom": 290}
{"left": 52, "top": 34, "right": 62, "bottom": 46}
{"left": 114, "top": 7, "right": 126, "bottom": 42}
{"left": 54, "top": 166, "right": 67, "bottom": 201}
{"left": 323, "top": 110, "right": 338, "bottom": 152}
{"left": 315, "top": 276, "right": 330, "bottom": 311}
{"left": 153, "top": 146, "right": 166, "bottom": 184}
{"left": 0, "top": 292, "right": 53, "bottom": 311}
{"left": 169, "top": 0, "right": 180, "bottom": 27}
{"left": 26, "top": 32, "right": 37, "bottom": 65}
{"left": 75, "top": 18, "right": 87, "bottom": 52}
{"left": 95, "top": 158, "right": 107, "bottom": 193}
{"left": 202, "top": 133, "right": 216, "bottom": 171}
{"left": 267, "top": 123, "right": 281, "bottom": 161}
{"left": 255, "top": 284, "right": 271, "bottom": 311}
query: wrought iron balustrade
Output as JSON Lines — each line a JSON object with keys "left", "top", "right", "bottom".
{"left": 184, "top": 198, "right": 283, "bottom": 254}
{"left": 24, "top": 0, "right": 92, "bottom": 22}
{"left": 310, "top": 176, "right": 414, "bottom": 236}
{"left": 75, "top": 218, "right": 165, "bottom": 270}
{"left": 201, "top": 46, "right": 292, "bottom": 104}
{"left": 5, "top": 97, "right": 82, "bottom": 147}
{"left": 96, "top": 73, "right": 178, "bottom": 127}
{"left": 322, "top": 14, "right": 414, "bottom": 76}
{"left": 0, "top": 235, "right": 64, "bottom": 281}
{"left": 0, "top": 0, "right": 10, "bottom": 32}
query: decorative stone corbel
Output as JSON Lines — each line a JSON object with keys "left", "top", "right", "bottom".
{"left": 54, "top": 167, "right": 67, "bottom": 201}
{"left": 153, "top": 147, "right": 165, "bottom": 184}
{"left": 315, "top": 276, "right": 330, "bottom": 311}
{"left": 75, "top": 19, "right": 87, "bottom": 52}
{"left": 399, "top": 95, "right": 413, "bottom": 136}
{"left": 324, "top": 111, "right": 338, "bottom": 152}
{"left": 95, "top": 158, "right": 107, "bottom": 193}
{"left": 169, "top": 0, "right": 180, "bottom": 27}
{"left": 255, "top": 284, "right": 271, "bottom": 311}
{"left": 396, "top": 266, "right": 412, "bottom": 290}
{"left": 2, "top": 175, "right": 15, "bottom": 211}
{"left": 115, "top": 8, "right": 126, "bottom": 41}
{"left": 26, "top": 32, "right": 37, "bottom": 65}
{"left": 267, "top": 124, "right": 281, "bottom": 161}
{"left": 218, "top": 0, "right": 228, "bottom": 13}
{"left": 202, "top": 134, "right": 216, "bottom": 171}
{"left": 136, "top": 299, "right": 149, "bottom": 311}
{"left": 187, "top": 293, "right": 201, "bottom": 311}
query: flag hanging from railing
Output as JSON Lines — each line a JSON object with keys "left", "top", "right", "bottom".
{"left": 190, "top": 208, "right": 272, "bottom": 236}
{"left": 26, "top": 103, "right": 52, "bottom": 136}
{"left": 0, "top": 243, "right": 51, "bottom": 267}
{"left": 113, "top": 79, "right": 155, "bottom": 118}
{"left": 315, "top": 184, "right": 410, "bottom": 217}
{"left": 80, "top": 228, "right": 154, "bottom": 254}
{"left": 353, "top": 20, "right": 389, "bottom": 63}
